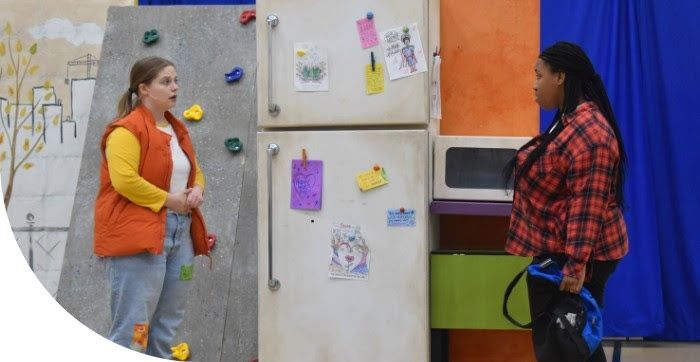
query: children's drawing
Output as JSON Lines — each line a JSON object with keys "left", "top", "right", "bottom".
{"left": 294, "top": 42, "right": 329, "bottom": 92}
{"left": 290, "top": 159, "right": 322, "bottom": 210}
{"left": 329, "top": 223, "right": 370, "bottom": 280}
{"left": 380, "top": 23, "right": 427, "bottom": 80}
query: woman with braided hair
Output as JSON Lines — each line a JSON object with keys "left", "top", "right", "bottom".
{"left": 504, "top": 41, "right": 629, "bottom": 361}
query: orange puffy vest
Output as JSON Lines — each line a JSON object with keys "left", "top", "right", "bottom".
{"left": 93, "top": 105, "right": 209, "bottom": 257}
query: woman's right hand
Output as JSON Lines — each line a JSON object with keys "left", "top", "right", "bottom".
{"left": 165, "top": 188, "right": 192, "bottom": 213}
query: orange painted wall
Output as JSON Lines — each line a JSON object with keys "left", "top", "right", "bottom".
{"left": 440, "top": 0, "right": 540, "bottom": 136}
{"left": 437, "top": 1, "right": 540, "bottom": 360}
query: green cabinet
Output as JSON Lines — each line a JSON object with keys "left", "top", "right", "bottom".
{"left": 431, "top": 253, "right": 532, "bottom": 329}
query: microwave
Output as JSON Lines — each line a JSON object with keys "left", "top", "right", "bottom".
{"left": 433, "top": 136, "right": 532, "bottom": 201}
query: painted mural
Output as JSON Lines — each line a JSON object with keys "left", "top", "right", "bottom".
{"left": 0, "top": 0, "right": 132, "bottom": 295}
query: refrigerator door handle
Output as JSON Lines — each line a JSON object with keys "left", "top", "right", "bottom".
{"left": 266, "top": 14, "right": 281, "bottom": 116}
{"left": 266, "top": 143, "right": 281, "bottom": 291}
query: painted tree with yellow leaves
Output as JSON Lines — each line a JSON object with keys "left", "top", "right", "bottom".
{"left": 0, "top": 22, "right": 52, "bottom": 208}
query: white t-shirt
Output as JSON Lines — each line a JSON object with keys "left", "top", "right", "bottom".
{"left": 157, "top": 123, "right": 191, "bottom": 194}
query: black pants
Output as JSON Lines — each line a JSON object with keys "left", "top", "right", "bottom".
{"left": 527, "top": 254, "right": 619, "bottom": 362}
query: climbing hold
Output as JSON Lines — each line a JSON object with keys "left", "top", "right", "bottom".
{"left": 143, "top": 29, "right": 159, "bottom": 45}
{"left": 171, "top": 342, "right": 190, "bottom": 361}
{"left": 207, "top": 233, "right": 217, "bottom": 249}
{"left": 225, "top": 137, "right": 243, "bottom": 153}
{"left": 240, "top": 9, "right": 256, "bottom": 24}
{"left": 225, "top": 67, "right": 244, "bottom": 83}
{"left": 183, "top": 104, "right": 204, "bottom": 122}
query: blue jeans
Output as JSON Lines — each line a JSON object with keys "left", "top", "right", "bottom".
{"left": 107, "top": 213, "right": 194, "bottom": 359}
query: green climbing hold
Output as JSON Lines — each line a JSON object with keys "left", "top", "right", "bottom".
{"left": 143, "top": 29, "right": 159, "bottom": 45}
{"left": 225, "top": 137, "right": 242, "bottom": 153}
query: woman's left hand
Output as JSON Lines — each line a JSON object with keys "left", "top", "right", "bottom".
{"left": 187, "top": 185, "right": 204, "bottom": 209}
{"left": 559, "top": 264, "right": 586, "bottom": 294}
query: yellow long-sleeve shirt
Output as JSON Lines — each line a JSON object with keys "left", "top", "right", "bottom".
{"left": 105, "top": 127, "right": 205, "bottom": 212}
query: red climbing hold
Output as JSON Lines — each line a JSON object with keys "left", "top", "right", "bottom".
{"left": 240, "top": 9, "right": 256, "bottom": 25}
{"left": 207, "top": 233, "right": 217, "bottom": 249}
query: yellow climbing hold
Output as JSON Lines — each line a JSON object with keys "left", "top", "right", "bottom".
{"left": 171, "top": 342, "right": 190, "bottom": 361}
{"left": 183, "top": 104, "right": 203, "bottom": 122}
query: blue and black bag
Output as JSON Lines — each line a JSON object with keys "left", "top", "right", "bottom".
{"left": 503, "top": 259, "right": 603, "bottom": 361}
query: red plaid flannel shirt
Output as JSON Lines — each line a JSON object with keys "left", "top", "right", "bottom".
{"left": 506, "top": 101, "right": 628, "bottom": 279}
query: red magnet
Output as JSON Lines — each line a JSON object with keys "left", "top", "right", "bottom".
{"left": 373, "top": 164, "right": 381, "bottom": 171}
{"left": 240, "top": 9, "right": 256, "bottom": 24}
{"left": 207, "top": 233, "right": 217, "bottom": 249}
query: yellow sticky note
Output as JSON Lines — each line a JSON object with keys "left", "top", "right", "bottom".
{"left": 365, "top": 64, "right": 384, "bottom": 95}
{"left": 356, "top": 167, "right": 389, "bottom": 191}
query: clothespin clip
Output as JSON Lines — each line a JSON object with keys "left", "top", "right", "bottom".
{"left": 302, "top": 148, "right": 308, "bottom": 169}
{"left": 433, "top": 46, "right": 440, "bottom": 57}
{"left": 371, "top": 51, "right": 375, "bottom": 72}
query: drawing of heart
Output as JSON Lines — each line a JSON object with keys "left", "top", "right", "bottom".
{"left": 293, "top": 173, "right": 316, "bottom": 194}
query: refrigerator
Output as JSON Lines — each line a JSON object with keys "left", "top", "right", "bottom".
{"left": 256, "top": 1, "right": 436, "bottom": 360}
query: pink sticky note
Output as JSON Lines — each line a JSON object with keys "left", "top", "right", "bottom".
{"left": 356, "top": 18, "right": 379, "bottom": 49}
{"left": 291, "top": 160, "right": 323, "bottom": 210}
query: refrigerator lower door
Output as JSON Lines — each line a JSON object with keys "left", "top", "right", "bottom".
{"left": 258, "top": 130, "right": 429, "bottom": 361}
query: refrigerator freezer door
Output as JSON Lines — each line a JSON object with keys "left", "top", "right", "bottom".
{"left": 258, "top": 130, "right": 429, "bottom": 361}
{"left": 257, "top": 0, "right": 430, "bottom": 128}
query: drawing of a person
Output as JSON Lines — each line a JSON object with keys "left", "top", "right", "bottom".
{"left": 330, "top": 229, "right": 369, "bottom": 276}
{"left": 401, "top": 33, "right": 418, "bottom": 73}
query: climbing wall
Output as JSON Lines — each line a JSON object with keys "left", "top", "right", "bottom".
{"left": 56, "top": 6, "right": 258, "bottom": 361}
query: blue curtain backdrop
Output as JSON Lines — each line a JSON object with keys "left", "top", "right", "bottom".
{"left": 139, "top": 0, "right": 254, "bottom": 5}
{"left": 541, "top": 0, "right": 700, "bottom": 340}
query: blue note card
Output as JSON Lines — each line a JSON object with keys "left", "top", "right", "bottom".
{"left": 387, "top": 209, "right": 416, "bottom": 227}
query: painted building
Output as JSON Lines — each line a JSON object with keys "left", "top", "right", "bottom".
{"left": 0, "top": 0, "right": 132, "bottom": 295}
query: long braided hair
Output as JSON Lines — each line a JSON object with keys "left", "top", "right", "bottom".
{"left": 504, "top": 41, "right": 627, "bottom": 210}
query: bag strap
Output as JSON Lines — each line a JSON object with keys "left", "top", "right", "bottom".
{"left": 503, "top": 264, "right": 532, "bottom": 328}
